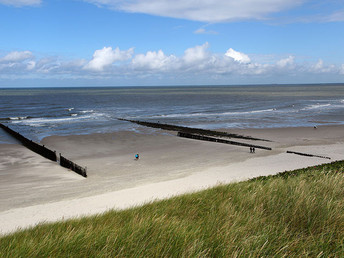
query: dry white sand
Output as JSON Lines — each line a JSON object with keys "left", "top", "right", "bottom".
{"left": 0, "top": 125, "right": 343, "bottom": 235}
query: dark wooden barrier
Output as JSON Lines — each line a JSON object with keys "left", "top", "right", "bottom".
{"left": 0, "top": 123, "right": 57, "bottom": 162}
{"left": 177, "top": 132, "right": 272, "bottom": 150}
{"left": 60, "top": 154, "right": 87, "bottom": 177}
{"left": 118, "top": 118, "right": 271, "bottom": 142}
{"left": 1, "top": 123, "right": 87, "bottom": 177}
{"left": 286, "top": 151, "right": 331, "bottom": 160}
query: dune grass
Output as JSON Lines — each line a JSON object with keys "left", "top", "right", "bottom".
{"left": 1, "top": 161, "right": 344, "bottom": 257}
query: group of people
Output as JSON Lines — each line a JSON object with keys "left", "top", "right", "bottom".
{"left": 250, "top": 147, "right": 256, "bottom": 153}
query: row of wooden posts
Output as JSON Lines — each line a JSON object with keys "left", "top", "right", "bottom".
{"left": 1, "top": 119, "right": 331, "bottom": 179}
{"left": 177, "top": 131, "right": 272, "bottom": 150}
{"left": 0, "top": 123, "right": 87, "bottom": 177}
{"left": 121, "top": 119, "right": 331, "bottom": 159}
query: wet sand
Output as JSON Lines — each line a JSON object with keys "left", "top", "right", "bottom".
{"left": 0, "top": 125, "right": 343, "bottom": 235}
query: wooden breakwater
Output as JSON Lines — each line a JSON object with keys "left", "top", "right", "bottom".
{"left": 286, "top": 151, "right": 331, "bottom": 160}
{"left": 178, "top": 132, "right": 272, "bottom": 150}
{"left": 118, "top": 118, "right": 271, "bottom": 142}
{"left": 60, "top": 154, "right": 87, "bottom": 177}
{"left": 0, "top": 123, "right": 87, "bottom": 177}
{"left": 0, "top": 123, "right": 57, "bottom": 162}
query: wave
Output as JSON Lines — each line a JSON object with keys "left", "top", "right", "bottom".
{"left": 80, "top": 110, "right": 94, "bottom": 113}
{"left": 146, "top": 108, "right": 276, "bottom": 119}
{"left": 301, "top": 104, "right": 331, "bottom": 111}
{"left": 9, "top": 116, "right": 30, "bottom": 120}
{"left": 10, "top": 112, "right": 108, "bottom": 126}
{"left": 0, "top": 116, "right": 33, "bottom": 121}
{"left": 67, "top": 108, "right": 74, "bottom": 112}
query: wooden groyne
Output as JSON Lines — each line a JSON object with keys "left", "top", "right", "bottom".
{"left": 118, "top": 118, "right": 271, "bottom": 142}
{"left": 0, "top": 123, "right": 57, "bottom": 162}
{"left": 0, "top": 123, "right": 87, "bottom": 177}
{"left": 60, "top": 154, "right": 87, "bottom": 177}
{"left": 178, "top": 132, "right": 272, "bottom": 150}
{"left": 286, "top": 151, "right": 331, "bottom": 160}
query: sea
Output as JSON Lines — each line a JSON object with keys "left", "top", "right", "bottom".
{"left": 1, "top": 84, "right": 344, "bottom": 143}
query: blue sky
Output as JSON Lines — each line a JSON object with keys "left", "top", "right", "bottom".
{"left": 0, "top": 0, "right": 343, "bottom": 87}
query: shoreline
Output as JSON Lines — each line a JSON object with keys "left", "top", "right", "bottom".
{"left": 1, "top": 125, "right": 343, "bottom": 235}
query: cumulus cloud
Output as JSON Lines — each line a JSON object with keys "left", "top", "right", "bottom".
{"left": 0, "top": 0, "right": 41, "bottom": 7}
{"left": 183, "top": 42, "right": 209, "bottom": 63}
{"left": 132, "top": 50, "right": 177, "bottom": 70}
{"left": 26, "top": 61, "right": 36, "bottom": 70}
{"left": 309, "top": 59, "right": 338, "bottom": 74}
{"left": 0, "top": 51, "right": 33, "bottom": 62}
{"left": 276, "top": 56, "right": 294, "bottom": 67}
{"left": 225, "top": 48, "right": 251, "bottom": 63}
{"left": 84, "top": 46, "right": 134, "bottom": 71}
{"left": 1, "top": 45, "right": 344, "bottom": 83}
{"left": 85, "top": 0, "right": 304, "bottom": 22}
{"left": 312, "top": 59, "right": 324, "bottom": 70}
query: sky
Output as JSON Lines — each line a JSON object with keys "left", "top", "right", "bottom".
{"left": 0, "top": 0, "right": 343, "bottom": 87}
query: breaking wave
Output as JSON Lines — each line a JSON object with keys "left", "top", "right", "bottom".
{"left": 301, "top": 104, "right": 331, "bottom": 111}
{"left": 10, "top": 112, "right": 108, "bottom": 127}
{"left": 148, "top": 108, "right": 275, "bottom": 119}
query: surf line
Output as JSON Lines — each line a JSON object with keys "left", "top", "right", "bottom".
{"left": 0, "top": 123, "right": 87, "bottom": 177}
{"left": 118, "top": 118, "right": 271, "bottom": 142}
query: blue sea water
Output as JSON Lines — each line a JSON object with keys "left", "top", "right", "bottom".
{"left": 1, "top": 84, "right": 344, "bottom": 143}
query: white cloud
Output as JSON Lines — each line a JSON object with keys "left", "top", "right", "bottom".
{"left": 323, "top": 10, "right": 344, "bottom": 22}
{"left": 84, "top": 46, "right": 134, "bottom": 71}
{"left": 309, "top": 59, "right": 338, "bottom": 73}
{"left": 0, "top": 0, "right": 40, "bottom": 7}
{"left": 225, "top": 48, "right": 251, "bottom": 64}
{"left": 183, "top": 42, "right": 209, "bottom": 63}
{"left": 0, "top": 51, "right": 33, "bottom": 62}
{"left": 276, "top": 56, "right": 294, "bottom": 67}
{"left": 194, "top": 28, "right": 218, "bottom": 35}
{"left": 85, "top": 0, "right": 304, "bottom": 22}
{"left": 26, "top": 61, "right": 36, "bottom": 70}
{"left": 1, "top": 45, "right": 344, "bottom": 84}
{"left": 132, "top": 50, "right": 177, "bottom": 70}
{"left": 340, "top": 64, "right": 344, "bottom": 75}
{"left": 313, "top": 59, "right": 323, "bottom": 70}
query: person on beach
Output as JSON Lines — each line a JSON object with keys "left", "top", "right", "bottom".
{"left": 135, "top": 153, "right": 139, "bottom": 160}
{"left": 250, "top": 147, "right": 252, "bottom": 153}
{"left": 253, "top": 147, "right": 255, "bottom": 153}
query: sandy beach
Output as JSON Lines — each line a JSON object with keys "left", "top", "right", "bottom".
{"left": 0, "top": 125, "right": 343, "bottom": 235}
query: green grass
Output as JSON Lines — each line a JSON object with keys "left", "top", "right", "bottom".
{"left": 1, "top": 161, "right": 344, "bottom": 257}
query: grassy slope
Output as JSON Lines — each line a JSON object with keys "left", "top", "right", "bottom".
{"left": 1, "top": 161, "right": 344, "bottom": 257}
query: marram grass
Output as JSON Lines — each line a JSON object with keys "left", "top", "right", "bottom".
{"left": 1, "top": 161, "right": 344, "bottom": 257}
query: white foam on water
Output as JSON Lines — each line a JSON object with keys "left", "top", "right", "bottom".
{"left": 147, "top": 108, "right": 275, "bottom": 119}
{"left": 9, "top": 116, "right": 29, "bottom": 120}
{"left": 10, "top": 112, "right": 108, "bottom": 127}
{"left": 301, "top": 104, "right": 331, "bottom": 111}
{"left": 80, "top": 110, "right": 94, "bottom": 113}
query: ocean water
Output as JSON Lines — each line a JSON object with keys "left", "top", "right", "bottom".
{"left": 1, "top": 84, "right": 344, "bottom": 143}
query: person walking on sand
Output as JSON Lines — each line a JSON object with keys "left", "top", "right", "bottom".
{"left": 135, "top": 153, "right": 139, "bottom": 160}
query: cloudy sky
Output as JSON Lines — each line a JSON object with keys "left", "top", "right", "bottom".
{"left": 0, "top": 0, "right": 343, "bottom": 87}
